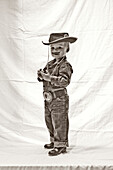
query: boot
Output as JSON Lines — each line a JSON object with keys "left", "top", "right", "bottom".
{"left": 48, "top": 147, "right": 66, "bottom": 156}
{"left": 44, "top": 142, "right": 54, "bottom": 149}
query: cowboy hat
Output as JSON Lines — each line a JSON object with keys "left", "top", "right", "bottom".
{"left": 42, "top": 33, "right": 77, "bottom": 45}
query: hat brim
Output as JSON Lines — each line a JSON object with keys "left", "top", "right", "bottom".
{"left": 42, "top": 37, "right": 77, "bottom": 45}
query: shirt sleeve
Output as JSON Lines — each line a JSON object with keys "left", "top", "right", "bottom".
{"left": 50, "top": 63, "right": 73, "bottom": 87}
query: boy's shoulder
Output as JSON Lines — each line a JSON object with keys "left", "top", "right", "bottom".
{"left": 60, "top": 59, "right": 73, "bottom": 73}
{"left": 65, "top": 60, "right": 72, "bottom": 66}
{"left": 62, "top": 59, "right": 73, "bottom": 68}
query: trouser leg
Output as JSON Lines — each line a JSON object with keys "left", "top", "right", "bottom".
{"left": 51, "top": 95, "right": 69, "bottom": 147}
{"left": 44, "top": 101, "right": 54, "bottom": 142}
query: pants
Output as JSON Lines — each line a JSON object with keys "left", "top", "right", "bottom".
{"left": 44, "top": 94, "right": 69, "bottom": 148}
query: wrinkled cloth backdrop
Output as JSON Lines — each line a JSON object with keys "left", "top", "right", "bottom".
{"left": 0, "top": 0, "right": 113, "bottom": 149}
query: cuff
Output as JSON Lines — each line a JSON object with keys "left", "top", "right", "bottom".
{"left": 54, "top": 141, "right": 69, "bottom": 147}
{"left": 50, "top": 75, "right": 58, "bottom": 85}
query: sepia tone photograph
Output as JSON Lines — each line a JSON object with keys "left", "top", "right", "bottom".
{"left": 0, "top": 0, "right": 113, "bottom": 169}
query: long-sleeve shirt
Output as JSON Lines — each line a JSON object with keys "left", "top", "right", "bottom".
{"left": 38, "top": 56, "right": 73, "bottom": 92}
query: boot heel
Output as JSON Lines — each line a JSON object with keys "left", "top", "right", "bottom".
{"left": 62, "top": 148, "right": 66, "bottom": 153}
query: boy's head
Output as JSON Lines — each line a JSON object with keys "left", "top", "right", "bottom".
{"left": 42, "top": 32, "right": 77, "bottom": 59}
{"left": 50, "top": 42, "right": 69, "bottom": 59}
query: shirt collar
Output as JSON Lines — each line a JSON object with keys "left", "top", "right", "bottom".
{"left": 55, "top": 56, "right": 66, "bottom": 63}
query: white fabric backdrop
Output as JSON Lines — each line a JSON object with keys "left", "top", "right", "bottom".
{"left": 0, "top": 0, "right": 113, "bottom": 148}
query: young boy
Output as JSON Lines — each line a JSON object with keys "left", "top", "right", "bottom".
{"left": 37, "top": 33, "right": 77, "bottom": 156}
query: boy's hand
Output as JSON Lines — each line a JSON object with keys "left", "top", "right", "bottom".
{"left": 37, "top": 69, "right": 43, "bottom": 80}
{"left": 39, "top": 70, "right": 51, "bottom": 82}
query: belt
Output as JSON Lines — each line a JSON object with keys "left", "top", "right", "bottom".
{"left": 43, "top": 89, "right": 67, "bottom": 102}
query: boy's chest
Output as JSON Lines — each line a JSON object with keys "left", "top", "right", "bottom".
{"left": 48, "top": 63, "right": 59, "bottom": 76}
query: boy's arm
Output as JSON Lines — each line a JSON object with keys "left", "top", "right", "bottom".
{"left": 38, "top": 62, "right": 73, "bottom": 87}
{"left": 50, "top": 63, "right": 73, "bottom": 87}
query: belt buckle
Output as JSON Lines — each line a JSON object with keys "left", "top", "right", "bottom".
{"left": 43, "top": 91, "right": 52, "bottom": 102}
